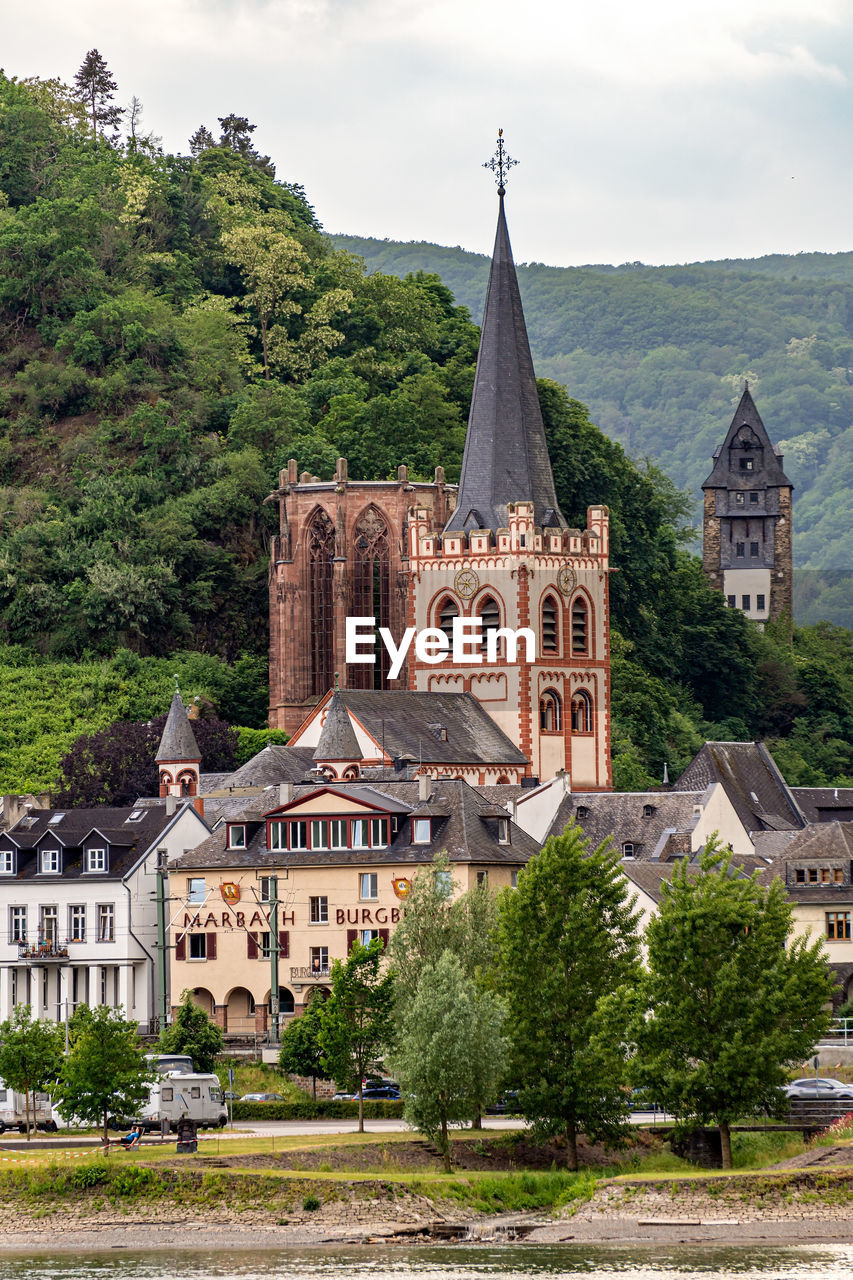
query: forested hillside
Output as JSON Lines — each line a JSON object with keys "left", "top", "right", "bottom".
{"left": 0, "top": 60, "right": 851, "bottom": 794}
{"left": 333, "top": 235, "right": 853, "bottom": 626}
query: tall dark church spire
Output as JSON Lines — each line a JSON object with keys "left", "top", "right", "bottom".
{"left": 445, "top": 135, "right": 566, "bottom": 535}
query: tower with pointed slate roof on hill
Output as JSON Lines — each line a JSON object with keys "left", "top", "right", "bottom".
{"left": 702, "top": 387, "right": 793, "bottom": 625}
{"left": 156, "top": 690, "right": 201, "bottom": 799}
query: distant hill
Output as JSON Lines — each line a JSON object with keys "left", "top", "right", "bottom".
{"left": 333, "top": 234, "right": 853, "bottom": 624}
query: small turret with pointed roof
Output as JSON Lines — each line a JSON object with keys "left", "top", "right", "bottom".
{"left": 702, "top": 384, "right": 793, "bottom": 626}
{"left": 313, "top": 687, "right": 361, "bottom": 772}
{"left": 156, "top": 684, "right": 201, "bottom": 799}
{"left": 444, "top": 132, "right": 566, "bottom": 535}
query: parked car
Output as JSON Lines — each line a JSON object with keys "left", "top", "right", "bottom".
{"left": 362, "top": 1085, "right": 401, "bottom": 1100}
{"left": 783, "top": 1077, "right": 853, "bottom": 1100}
{"left": 241, "top": 1092, "right": 286, "bottom": 1102}
{"left": 332, "top": 1091, "right": 357, "bottom": 1101}
{"left": 222, "top": 1090, "right": 241, "bottom": 1100}
{"left": 485, "top": 1091, "right": 520, "bottom": 1115}
{"left": 629, "top": 1088, "right": 663, "bottom": 1113}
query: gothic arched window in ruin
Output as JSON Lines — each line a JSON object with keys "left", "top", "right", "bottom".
{"left": 351, "top": 507, "right": 391, "bottom": 689}
{"left": 308, "top": 508, "right": 336, "bottom": 697}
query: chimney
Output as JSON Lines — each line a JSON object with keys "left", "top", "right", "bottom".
{"left": 166, "top": 795, "right": 177, "bottom": 816}
{"left": 279, "top": 781, "right": 294, "bottom": 806}
{"left": 418, "top": 774, "right": 431, "bottom": 804}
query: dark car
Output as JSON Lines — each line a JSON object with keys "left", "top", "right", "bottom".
{"left": 362, "top": 1085, "right": 401, "bottom": 1100}
{"left": 241, "top": 1092, "right": 286, "bottom": 1102}
{"left": 783, "top": 1077, "right": 853, "bottom": 1101}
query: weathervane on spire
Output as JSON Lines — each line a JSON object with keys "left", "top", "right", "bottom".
{"left": 483, "top": 129, "right": 518, "bottom": 196}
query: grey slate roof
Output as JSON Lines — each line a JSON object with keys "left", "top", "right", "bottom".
{"left": 675, "top": 742, "right": 805, "bottom": 835}
{"left": 792, "top": 788, "right": 853, "bottom": 824}
{"left": 0, "top": 803, "right": 198, "bottom": 881}
{"left": 318, "top": 690, "right": 527, "bottom": 766}
{"left": 546, "top": 790, "right": 705, "bottom": 859}
{"left": 779, "top": 821, "right": 853, "bottom": 862}
{"left": 443, "top": 192, "right": 566, "bottom": 535}
{"left": 175, "top": 778, "right": 538, "bottom": 872}
{"left": 702, "top": 387, "right": 792, "bottom": 492}
{"left": 314, "top": 691, "right": 362, "bottom": 762}
{"left": 210, "top": 745, "right": 317, "bottom": 790}
{"left": 155, "top": 692, "right": 201, "bottom": 764}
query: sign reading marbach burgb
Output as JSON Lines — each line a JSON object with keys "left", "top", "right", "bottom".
{"left": 181, "top": 904, "right": 404, "bottom": 931}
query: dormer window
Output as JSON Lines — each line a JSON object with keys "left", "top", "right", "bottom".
{"left": 86, "top": 848, "right": 107, "bottom": 873}
{"left": 413, "top": 818, "right": 431, "bottom": 844}
{"left": 576, "top": 806, "right": 588, "bottom": 820}
{"left": 622, "top": 842, "right": 635, "bottom": 859}
{"left": 228, "top": 825, "right": 247, "bottom": 850}
{"left": 497, "top": 818, "right": 509, "bottom": 844}
{"left": 0, "top": 850, "right": 13, "bottom": 875}
{"left": 40, "top": 849, "right": 60, "bottom": 875}
{"left": 48, "top": 813, "right": 65, "bottom": 826}
{"left": 642, "top": 805, "right": 655, "bottom": 819}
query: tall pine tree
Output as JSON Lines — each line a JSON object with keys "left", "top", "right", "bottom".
{"left": 74, "top": 49, "right": 123, "bottom": 142}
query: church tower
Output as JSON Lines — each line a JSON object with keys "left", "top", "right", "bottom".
{"left": 702, "top": 386, "right": 793, "bottom": 624}
{"left": 407, "top": 136, "right": 612, "bottom": 788}
{"left": 156, "top": 690, "right": 201, "bottom": 798}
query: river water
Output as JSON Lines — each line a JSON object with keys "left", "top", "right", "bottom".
{"left": 2, "top": 1245, "right": 853, "bottom": 1279}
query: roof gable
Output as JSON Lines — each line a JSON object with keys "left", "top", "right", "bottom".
{"left": 702, "top": 387, "right": 792, "bottom": 491}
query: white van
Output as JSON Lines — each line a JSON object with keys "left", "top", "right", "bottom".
{"left": 138, "top": 1071, "right": 227, "bottom": 1132}
{"left": 0, "top": 1081, "right": 55, "bottom": 1133}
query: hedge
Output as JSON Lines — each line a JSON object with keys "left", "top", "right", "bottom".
{"left": 231, "top": 1099, "right": 404, "bottom": 1120}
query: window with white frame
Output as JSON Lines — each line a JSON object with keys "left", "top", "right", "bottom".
{"left": 68, "top": 905, "right": 86, "bottom": 943}
{"left": 370, "top": 817, "right": 388, "bottom": 848}
{"left": 309, "top": 896, "right": 328, "bottom": 924}
{"left": 497, "top": 818, "right": 509, "bottom": 844}
{"left": 510, "top": 870, "right": 519, "bottom": 888}
{"left": 227, "top": 825, "right": 247, "bottom": 850}
{"left": 290, "top": 821, "right": 307, "bottom": 850}
{"left": 413, "top": 818, "right": 431, "bottom": 844}
{"left": 310, "top": 946, "right": 329, "bottom": 973}
{"left": 351, "top": 819, "right": 368, "bottom": 848}
{"left": 0, "top": 850, "right": 13, "bottom": 875}
{"left": 434, "top": 868, "right": 452, "bottom": 895}
{"left": 97, "top": 903, "right": 115, "bottom": 942}
{"left": 359, "top": 872, "right": 378, "bottom": 900}
{"left": 268, "top": 821, "right": 287, "bottom": 851}
{"left": 9, "top": 906, "right": 26, "bottom": 943}
{"left": 360, "top": 929, "right": 379, "bottom": 946}
{"left": 188, "top": 933, "right": 207, "bottom": 960}
{"left": 86, "top": 848, "right": 107, "bottom": 873}
{"left": 40, "top": 905, "right": 58, "bottom": 945}
{"left": 187, "top": 878, "right": 205, "bottom": 904}
{"left": 311, "top": 820, "right": 329, "bottom": 850}
{"left": 40, "top": 849, "right": 60, "bottom": 874}
{"left": 329, "top": 819, "right": 347, "bottom": 849}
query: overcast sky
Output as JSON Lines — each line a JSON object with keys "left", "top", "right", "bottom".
{"left": 6, "top": 0, "right": 853, "bottom": 266}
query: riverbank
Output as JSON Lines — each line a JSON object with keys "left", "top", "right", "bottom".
{"left": 3, "top": 1131, "right": 853, "bottom": 1250}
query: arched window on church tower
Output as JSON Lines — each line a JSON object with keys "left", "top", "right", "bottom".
{"left": 539, "top": 689, "right": 562, "bottom": 733}
{"left": 479, "top": 595, "right": 500, "bottom": 657}
{"left": 541, "top": 593, "right": 560, "bottom": 654}
{"left": 308, "top": 509, "right": 335, "bottom": 697}
{"left": 437, "top": 597, "right": 458, "bottom": 645}
{"left": 571, "top": 689, "right": 593, "bottom": 734}
{"left": 351, "top": 507, "right": 391, "bottom": 689}
{"left": 571, "top": 596, "right": 589, "bottom": 656}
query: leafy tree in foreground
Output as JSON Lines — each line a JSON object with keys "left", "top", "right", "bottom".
{"left": 73, "top": 49, "right": 123, "bottom": 141}
{"left": 0, "top": 1006, "right": 63, "bottom": 1139}
{"left": 318, "top": 938, "right": 394, "bottom": 1133}
{"left": 392, "top": 951, "right": 506, "bottom": 1171}
{"left": 158, "top": 990, "right": 224, "bottom": 1074}
{"left": 630, "top": 847, "right": 833, "bottom": 1169}
{"left": 493, "top": 823, "right": 642, "bottom": 1170}
{"left": 278, "top": 991, "right": 326, "bottom": 1099}
{"left": 55, "top": 1005, "right": 150, "bottom": 1140}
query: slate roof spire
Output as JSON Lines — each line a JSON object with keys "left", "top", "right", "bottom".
{"left": 313, "top": 690, "right": 361, "bottom": 763}
{"left": 702, "top": 385, "right": 792, "bottom": 491}
{"left": 155, "top": 690, "right": 201, "bottom": 764}
{"left": 445, "top": 139, "right": 566, "bottom": 535}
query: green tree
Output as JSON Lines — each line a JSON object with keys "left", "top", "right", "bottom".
{"left": 55, "top": 1005, "right": 150, "bottom": 1140}
{"left": 158, "top": 990, "right": 224, "bottom": 1074}
{"left": 278, "top": 991, "right": 326, "bottom": 1099}
{"left": 392, "top": 951, "right": 506, "bottom": 1170}
{"left": 0, "top": 1006, "right": 63, "bottom": 1139}
{"left": 631, "top": 846, "right": 834, "bottom": 1168}
{"left": 493, "top": 823, "right": 642, "bottom": 1169}
{"left": 73, "top": 49, "right": 123, "bottom": 142}
{"left": 318, "top": 938, "right": 395, "bottom": 1132}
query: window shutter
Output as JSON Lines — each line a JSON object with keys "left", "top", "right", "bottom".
{"left": 278, "top": 930, "right": 289, "bottom": 958}
{"left": 247, "top": 932, "right": 258, "bottom": 960}
{"left": 379, "top": 929, "right": 390, "bottom": 949}
{"left": 346, "top": 929, "right": 358, "bottom": 952}
{"left": 175, "top": 934, "right": 186, "bottom": 962}
{"left": 206, "top": 933, "right": 217, "bottom": 960}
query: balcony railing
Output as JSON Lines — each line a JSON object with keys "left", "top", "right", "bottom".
{"left": 290, "top": 966, "right": 331, "bottom": 981}
{"left": 17, "top": 938, "right": 70, "bottom": 961}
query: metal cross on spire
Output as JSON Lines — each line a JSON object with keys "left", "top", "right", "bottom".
{"left": 483, "top": 129, "right": 518, "bottom": 195}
